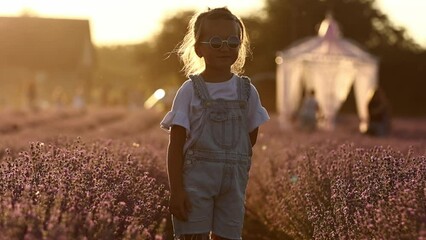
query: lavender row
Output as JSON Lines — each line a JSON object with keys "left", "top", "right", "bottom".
{"left": 0, "top": 137, "right": 169, "bottom": 239}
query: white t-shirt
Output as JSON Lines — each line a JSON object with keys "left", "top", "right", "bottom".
{"left": 160, "top": 74, "right": 269, "bottom": 151}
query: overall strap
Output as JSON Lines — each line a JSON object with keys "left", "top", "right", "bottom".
{"left": 189, "top": 74, "right": 211, "bottom": 101}
{"left": 239, "top": 75, "right": 251, "bottom": 102}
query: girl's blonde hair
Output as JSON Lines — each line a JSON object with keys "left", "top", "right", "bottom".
{"left": 177, "top": 7, "right": 251, "bottom": 77}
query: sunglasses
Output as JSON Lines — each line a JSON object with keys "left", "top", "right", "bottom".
{"left": 199, "top": 36, "right": 241, "bottom": 49}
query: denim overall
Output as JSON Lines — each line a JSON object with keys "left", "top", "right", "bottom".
{"left": 173, "top": 75, "right": 252, "bottom": 240}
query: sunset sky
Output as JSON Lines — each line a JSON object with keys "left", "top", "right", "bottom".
{"left": 0, "top": 0, "right": 425, "bottom": 47}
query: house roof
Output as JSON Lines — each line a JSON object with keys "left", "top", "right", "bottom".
{"left": 0, "top": 16, "right": 95, "bottom": 71}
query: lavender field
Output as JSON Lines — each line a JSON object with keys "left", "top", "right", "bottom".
{"left": 0, "top": 107, "right": 425, "bottom": 239}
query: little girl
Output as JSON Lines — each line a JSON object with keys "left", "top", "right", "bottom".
{"left": 161, "top": 7, "right": 269, "bottom": 240}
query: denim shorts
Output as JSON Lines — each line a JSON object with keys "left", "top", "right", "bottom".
{"left": 172, "top": 153, "right": 250, "bottom": 240}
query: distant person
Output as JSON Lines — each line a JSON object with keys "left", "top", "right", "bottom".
{"left": 160, "top": 7, "right": 269, "bottom": 240}
{"left": 366, "top": 87, "right": 391, "bottom": 137}
{"left": 72, "top": 87, "right": 86, "bottom": 112}
{"left": 26, "top": 78, "right": 38, "bottom": 111}
{"left": 298, "top": 89, "right": 319, "bottom": 132}
{"left": 51, "top": 86, "right": 69, "bottom": 110}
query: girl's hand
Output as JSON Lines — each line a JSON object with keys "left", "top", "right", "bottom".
{"left": 169, "top": 190, "right": 192, "bottom": 221}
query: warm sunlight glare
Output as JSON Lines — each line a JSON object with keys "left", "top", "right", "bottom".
{"left": 144, "top": 89, "right": 166, "bottom": 109}
{"left": 0, "top": 0, "right": 424, "bottom": 46}
{"left": 0, "top": 0, "right": 264, "bottom": 46}
{"left": 154, "top": 89, "right": 166, "bottom": 100}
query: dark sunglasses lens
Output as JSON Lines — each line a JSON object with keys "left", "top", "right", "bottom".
{"left": 210, "top": 37, "right": 222, "bottom": 49}
{"left": 228, "top": 36, "right": 240, "bottom": 49}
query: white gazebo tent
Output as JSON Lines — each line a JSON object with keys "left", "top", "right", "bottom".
{"left": 276, "top": 14, "right": 378, "bottom": 131}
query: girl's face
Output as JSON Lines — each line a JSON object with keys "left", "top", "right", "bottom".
{"left": 196, "top": 19, "right": 241, "bottom": 73}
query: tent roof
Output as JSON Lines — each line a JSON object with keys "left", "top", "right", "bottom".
{"left": 277, "top": 14, "right": 378, "bottom": 64}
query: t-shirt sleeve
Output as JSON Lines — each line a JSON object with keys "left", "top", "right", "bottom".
{"left": 247, "top": 84, "right": 270, "bottom": 132}
{"left": 160, "top": 81, "right": 192, "bottom": 133}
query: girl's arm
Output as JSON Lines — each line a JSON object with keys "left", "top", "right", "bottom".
{"left": 249, "top": 127, "right": 259, "bottom": 147}
{"left": 167, "top": 125, "right": 191, "bottom": 221}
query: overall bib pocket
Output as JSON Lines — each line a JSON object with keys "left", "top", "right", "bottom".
{"left": 209, "top": 111, "right": 241, "bottom": 149}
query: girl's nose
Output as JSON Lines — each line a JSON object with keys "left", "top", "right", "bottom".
{"left": 219, "top": 43, "right": 230, "bottom": 51}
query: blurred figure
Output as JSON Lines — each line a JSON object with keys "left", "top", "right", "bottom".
{"left": 26, "top": 78, "right": 38, "bottom": 112}
{"left": 298, "top": 89, "right": 319, "bottom": 132}
{"left": 52, "top": 86, "right": 67, "bottom": 110}
{"left": 72, "top": 87, "right": 86, "bottom": 112}
{"left": 366, "top": 87, "right": 391, "bottom": 137}
{"left": 99, "top": 84, "right": 110, "bottom": 107}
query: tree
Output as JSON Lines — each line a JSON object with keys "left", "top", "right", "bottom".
{"left": 93, "top": 45, "right": 144, "bottom": 105}
{"left": 136, "top": 10, "right": 194, "bottom": 91}
{"left": 133, "top": 1, "right": 426, "bottom": 115}
{"left": 245, "top": 0, "right": 426, "bottom": 115}
{"left": 245, "top": 0, "right": 422, "bottom": 73}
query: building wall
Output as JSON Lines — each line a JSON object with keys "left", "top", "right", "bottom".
{"left": 0, "top": 67, "right": 90, "bottom": 110}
